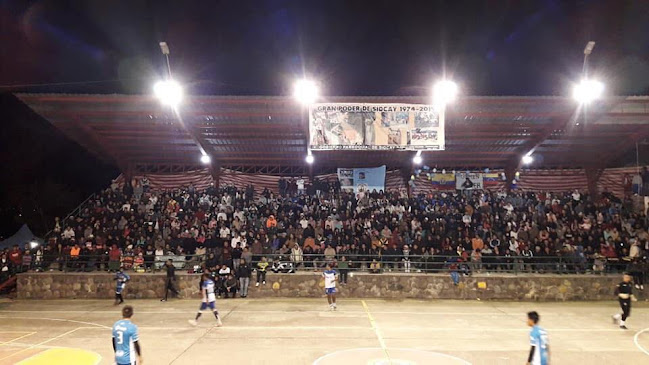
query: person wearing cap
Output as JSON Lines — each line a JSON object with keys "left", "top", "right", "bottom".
{"left": 612, "top": 272, "right": 637, "bottom": 329}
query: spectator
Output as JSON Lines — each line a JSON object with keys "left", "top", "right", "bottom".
{"left": 221, "top": 274, "right": 238, "bottom": 298}
{"left": 237, "top": 259, "right": 252, "bottom": 298}
{"left": 9, "top": 245, "right": 22, "bottom": 274}
{"left": 256, "top": 257, "right": 268, "bottom": 286}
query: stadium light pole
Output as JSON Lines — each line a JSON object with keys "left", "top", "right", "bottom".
{"left": 154, "top": 42, "right": 183, "bottom": 108}
{"left": 573, "top": 41, "right": 604, "bottom": 127}
{"left": 294, "top": 78, "right": 319, "bottom": 167}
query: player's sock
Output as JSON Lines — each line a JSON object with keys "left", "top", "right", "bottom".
{"left": 195, "top": 312, "right": 202, "bottom": 321}
{"left": 213, "top": 311, "right": 219, "bottom": 319}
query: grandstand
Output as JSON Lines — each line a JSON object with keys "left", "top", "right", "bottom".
{"left": 2, "top": 93, "right": 649, "bottom": 364}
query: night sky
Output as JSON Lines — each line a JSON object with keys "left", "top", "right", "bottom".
{"left": 1, "top": 0, "right": 648, "bottom": 236}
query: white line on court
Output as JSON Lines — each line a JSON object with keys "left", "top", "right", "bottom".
{"left": 0, "top": 332, "right": 36, "bottom": 346}
{"left": 0, "top": 327, "right": 83, "bottom": 362}
{"left": 0, "top": 316, "right": 110, "bottom": 329}
{"left": 634, "top": 327, "right": 649, "bottom": 357}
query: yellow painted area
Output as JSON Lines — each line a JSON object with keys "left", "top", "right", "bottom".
{"left": 17, "top": 348, "right": 101, "bottom": 365}
{"left": 477, "top": 282, "right": 487, "bottom": 289}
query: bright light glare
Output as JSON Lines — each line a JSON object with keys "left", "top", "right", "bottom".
{"left": 200, "top": 154, "right": 211, "bottom": 164}
{"left": 522, "top": 154, "right": 534, "bottom": 165}
{"left": 293, "top": 79, "right": 319, "bottom": 105}
{"left": 29, "top": 241, "right": 39, "bottom": 249}
{"left": 433, "top": 80, "right": 458, "bottom": 106}
{"left": 413, "top": 154, "right": 423, "bottom": 165}
{"left": 305, "top": 154, "right": 315, "bottom": 164}
{"left": 154, "top": 80, "right": 183, "bottom": 107}
{"left": 573, "top": 79, "right": 604, "bottom": 104}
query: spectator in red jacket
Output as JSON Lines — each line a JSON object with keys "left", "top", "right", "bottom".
{"left": 108, "top": 244, "right": 122, "bottom": 272}
{"left": 9, "top": 245, "right": 23, "bottom": 274}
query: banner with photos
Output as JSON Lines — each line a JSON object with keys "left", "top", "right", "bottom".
{"left": 309, "top": 103, "right": 444, "bottom": 150}
{"left": 455, "top": 172, "right": 484, "bottom": 190}
{"left": 337, "top": 166, "right": 386, "bottom": 194}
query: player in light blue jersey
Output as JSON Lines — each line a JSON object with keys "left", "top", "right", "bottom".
{"left": 526, "top": 311, "right": 549, "bottom": 365}
{"left": 189, "top": 273, "right": 223, "bottom": 326}
{"left": 322, "top": 263, "right": 339, "bottom": 310}
{"left": 112, "top": 305, "right": 142, "bottom": 365}
{"left": 114, "top": 268, "right": 131, "bottom": 305}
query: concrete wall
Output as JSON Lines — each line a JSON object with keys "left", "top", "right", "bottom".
{"left": 16, "top": 272, "right": 640, "bottom": 301}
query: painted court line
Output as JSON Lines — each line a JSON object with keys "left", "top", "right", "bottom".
{"left": 0, "top": 332, "right": 37, "bottom": 346}
{"left": 361, "top": 300, "right": 392, "bottom": 364}
{"left": 0, "top": 316, "right": 110, "bottom": 329}
{"left": 634, "top": 327, "right": 649, "bottom": 357}
{"left": 0, "top": 327, "right": 83, "bottom": 362}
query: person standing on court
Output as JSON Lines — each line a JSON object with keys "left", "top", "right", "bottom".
{"left": 112, "top": 305, "right": 142, "bottom": 365}
{"left": 161, "top": 259, "right": 179, "bottom": 302}
{"left": 237, "top": 258, "right": 252, "bottom": 298}
{"left": 526, "top": 311, "right": 549, "bottom": 365}
{"left": 612, "top": 272, "right": 637, "bottom": 329}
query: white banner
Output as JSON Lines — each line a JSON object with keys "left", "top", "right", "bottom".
{"left": 455, "top": 173, "right": 484, "bottom": 190}
{"left": 309, "top": 103, "right": 444, "bottom": 150}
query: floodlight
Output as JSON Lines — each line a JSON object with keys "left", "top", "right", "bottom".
{"left": 573, "top": 79, "right": 604, "bottom": 104}
{"left": 433, "top": 80, "right": 458, "bottom": 106}
{"left": 305, "top": 153, "right": 315, "bottom": 164}
{"left": 200, "top": 154, "right": 211, "bottom": 164}
{"left": 293, "top": 79, "right": 319, "bottom": 105}
{"left": 159, "top": 42, "right": 170, "bottom": 55}
{"left": 413, "top": 152, "right": 423, "bottom": 165}
{"left": 522, "top": 154, "right": 534, "bottom": 165}
{"left": 154, "top": 80, "right": 183, "bottom": 107}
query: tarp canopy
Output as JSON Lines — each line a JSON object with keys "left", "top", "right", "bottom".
{"left": 0, "top": 225, "right": 44, "bottom": 250}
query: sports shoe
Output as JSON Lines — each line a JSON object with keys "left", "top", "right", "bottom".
{"left": 620, "top": 325, "right": 628, "bottom": 330}
{"left": 263, "top": 281, "right": 266, "bottom": 285}
{"left": 333, "top": 305, "right": 337, "bottom": 311}
{"left": 160, "top": 299, "right": 167, "bottom": 302}
{"left": 216, "top": 317, "right": 223, "bottom": 327}
{"left": 635, "top": 284, "right": 640, "bottom": 289}
{"left": 641, "top": 285, "right": 645, "bottom": 290}
{"left": 188, "top": 319, "right": 197, "bottom": 326}
{"left": 255, "top": 282, "right": 260, "bottom": 287}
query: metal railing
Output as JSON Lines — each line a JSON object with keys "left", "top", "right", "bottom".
{"left": 16, "top": 253, "right": 647, "bottom": 276}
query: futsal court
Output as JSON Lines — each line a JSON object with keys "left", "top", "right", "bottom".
{"left": 0, "top": 298, "right": 647, "bottom": 364}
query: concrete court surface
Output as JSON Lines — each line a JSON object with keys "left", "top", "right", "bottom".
{"left": 0, "top": 298, "right": 648, "bottom": 365}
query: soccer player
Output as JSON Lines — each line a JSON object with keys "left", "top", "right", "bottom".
{"left": 189, "top": 273, "right": 223, "bottom": 327}
{"left": 114, "top": 267, "right": 131, "bottom": 305}
{"left": 112, "top": 305, "right": 142, "bottom": 365}
{"left": 322, "top": 263, "right": 339, "bottom": 310}
{"left": 526, "top": 311, "right": 549, "bottom": 365}
{"left": 612, "top": 272, "right": 638, "bottom": 329}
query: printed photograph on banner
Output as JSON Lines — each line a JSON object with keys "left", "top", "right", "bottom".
{"left": 455, "top": 172, "right": 484, "bottom": 190}
{"left": 387, "top": 129, "right": 402, "bottom": 145}
{"left": 381, "top": 111, "right": 409, "bottom": 127}
{"left": 414, "top": 111, "right": 439, "bottom": 128}
{"left": 337, "top": 168, "right": 354, "bottom": 192}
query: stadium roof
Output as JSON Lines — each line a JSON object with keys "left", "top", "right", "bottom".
{"left": 16, "top": 93, "right": 649, "bottom": 176}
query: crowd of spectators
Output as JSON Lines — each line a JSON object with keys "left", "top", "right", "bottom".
{"left": 2, "top": 176, "right": 649, "bottom": 284}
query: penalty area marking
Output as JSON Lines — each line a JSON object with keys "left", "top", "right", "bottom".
{"left": 634, "top": 327, "right": 649, "bottom": 357}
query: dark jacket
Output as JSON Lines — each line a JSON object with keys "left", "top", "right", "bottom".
{"left": 237, "top": 264, "right": 252, "bottom": 278}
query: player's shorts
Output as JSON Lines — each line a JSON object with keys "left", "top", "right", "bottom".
{"left": 325, "top": 287, "right": 336, "bottom": 295}
{"left": 200, "top": 301, "right": 216, "bottom": 311}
